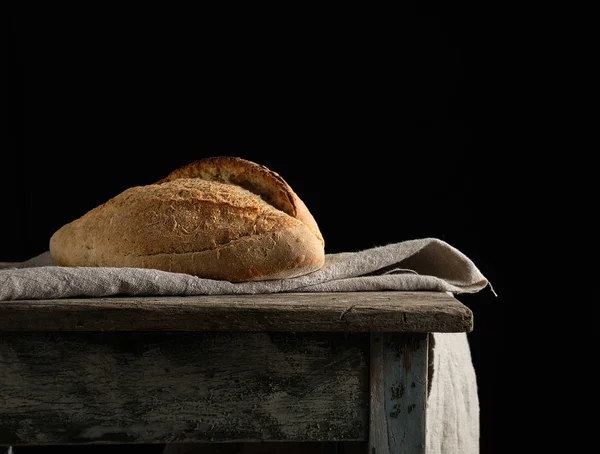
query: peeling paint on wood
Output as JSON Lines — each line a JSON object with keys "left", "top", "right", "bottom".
{"left": 369, "top": 333, "right": 428, "bottom": 454}
{"left": 0, "top": 332, "right": 369, "bottom": 445}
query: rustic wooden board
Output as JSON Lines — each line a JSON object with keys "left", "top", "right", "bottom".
{"left": 162, "top": 441, "right": 368, "bottom": 453}
{"left": 0, "top": 331, "right": 369, "bottom": 445}
{"left": 0, "top": 292, "right": 472, "bottom": 333}
{"left": 369, "top": 333, "right": 428, "bottom": 454}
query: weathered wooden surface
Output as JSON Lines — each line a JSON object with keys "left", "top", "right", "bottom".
{"left": 0, "top": 331, "right": 369, "bottom": 445}
{"left": 369, "top": 333, "right": 428, "bottom": 454}
{"left": 0, "top": 292, "right": 472, "bottom": 333}
{"left": 162, "top": 441, "right": 367, "bottom": 453}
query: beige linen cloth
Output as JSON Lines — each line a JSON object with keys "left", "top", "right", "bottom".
{"left": 0, "top": 238, "right": 494, "bottom": 454}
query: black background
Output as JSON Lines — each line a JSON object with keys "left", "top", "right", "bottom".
{"left": 6, "top": 4, "right": 516, "bottom": 453}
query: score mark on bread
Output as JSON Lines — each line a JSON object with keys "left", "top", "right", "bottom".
{"left": 49, "top": 157, "right": 325, "bottom": 282}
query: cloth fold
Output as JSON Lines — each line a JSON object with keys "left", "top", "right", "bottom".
{"left": 0, "top": 237, "right": 490, "bottom": 301}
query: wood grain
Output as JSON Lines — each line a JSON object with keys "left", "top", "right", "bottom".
{"left": 369, "top": 333, "right": 428, "bottom": 454}
{"left": 0, "top": 331, "right": 369, "bottom": 445}
{"left": 0, "top": 292, "right": 472, "bottom": 333}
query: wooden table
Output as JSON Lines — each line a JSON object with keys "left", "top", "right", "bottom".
{"left": 0, "top": 291, "right": 473, "bottom": 454}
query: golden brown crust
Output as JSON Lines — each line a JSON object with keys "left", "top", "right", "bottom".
{"left": 49, "top": 178, "right": 325, "bottom": 281}
{"left": 158, "top": 157, "right": 324, "bottom": 246}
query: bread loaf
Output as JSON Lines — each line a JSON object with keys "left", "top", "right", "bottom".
{"left": 49, "top": 157, "right": 325, "bottom": 281}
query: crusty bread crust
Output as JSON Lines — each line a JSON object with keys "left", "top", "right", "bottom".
{"left": 50, "top": 176, "right": 325, "bottom": 281}
{"left": 158, "top": 156, "right": 324, "bottom": 246}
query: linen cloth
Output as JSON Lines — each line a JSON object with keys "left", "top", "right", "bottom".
{"left": 0, "top": 238, "right": 489, "bottom": 300}
{"left": 0, "top": 237, "right": 494, "bottom": 454}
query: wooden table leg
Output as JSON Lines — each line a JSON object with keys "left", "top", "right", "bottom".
{"left": 369, "top": 333, "right": 428, "bottom": 454}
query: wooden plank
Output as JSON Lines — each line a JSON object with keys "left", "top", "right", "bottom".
{"left": 162, "top": 441, "right": 368, "bottom": 453}
{"left": 369, "top": 333, "right": 428, "bottom": 454}
{"left": 0, "top": 291, "right": 472, "bottom": 333}
{"left": 0, "top": 331, "right": 369, "bottom": 445}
